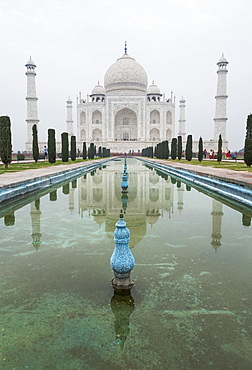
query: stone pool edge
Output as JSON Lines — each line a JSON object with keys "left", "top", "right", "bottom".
{"left": 138, "top": 158, "right": 252, "bottom": 208}
{"left": 0, "top": 159, "right": 110, "bottom": 203}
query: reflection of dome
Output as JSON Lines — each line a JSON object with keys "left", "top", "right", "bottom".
{"left": 91, "top": 83, "right": 105, "bottom": 96}
{"left": 105, "top": 215, "right": 146, "bottom": 248}
{"left": 147, "top": 84, "right": 161, "bottom": 95}
{"left": 104, "top": 52, "right": 148, "bottom": 93}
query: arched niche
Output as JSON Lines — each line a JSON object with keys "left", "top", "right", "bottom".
{"left": 114, "top": 108, "right": 137, "bottom": 141}
{"left": 166, "top": 111, "right": 172, "bottom": 125}
{"left": 80, "top": 111, "right": 86, "bottom": 125}
{"left": 149, "top": 188, "right": 159, "bottom": 202}
{"left": 93, "top": 188, "right": 103, "bottom": 202}
{"left": 92, "top": 128, "right": 102, "bottom": 141}
{"left": 166, "top": 129, "right": 172, "bottom": 141}
{"left": 150, "top": 128, "right": 160, "bottom": 141}
{"left": 81, "top": 129, "right": 86, "bottom": 140}
{"left": 92, "top": 110, "right": 102, "bottom": 124}
{"left": 150, "top": 109, "right": 160, "bottom": 125}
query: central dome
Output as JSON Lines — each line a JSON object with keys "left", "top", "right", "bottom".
{"left": 104, "top": 52, "right": 148, "bottom": 93}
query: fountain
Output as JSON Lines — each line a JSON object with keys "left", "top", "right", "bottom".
{"left": 110, "top": 210, "right": 135, "bottom": 290}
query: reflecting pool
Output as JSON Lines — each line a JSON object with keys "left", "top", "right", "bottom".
{"left": 1, "top": 158, "right": 252, "bottom": 369}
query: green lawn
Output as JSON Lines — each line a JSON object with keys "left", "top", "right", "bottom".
{"left": 155, "top": 158, "right": 252, "bottom": 172}
{"left": 0, "top": 158, "right": 90, "bottom": 175}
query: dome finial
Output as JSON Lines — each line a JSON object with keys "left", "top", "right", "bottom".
{"left": 124, "top": 40, "right": 127, "bottom": 54}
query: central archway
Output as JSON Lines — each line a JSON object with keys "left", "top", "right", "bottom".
{"left": 114, "top": 108, "right": 137, "bottom": 141}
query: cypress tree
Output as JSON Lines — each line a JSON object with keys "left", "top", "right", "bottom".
{"left": 48, "top": 128, "right": 56, "bottom": 163}
{"left": 82, "top": 142, "right": 87, "bottom": 160}
{"left": 177, "top": 136, "right": 182, "bottom": 160}
{"left": 171, "top": 138, "right": 177, "bottom": 160}
{"left": 244, "top": 114, "right": 252, "bottom": 167}
{"left": 89, "top": 143, "right": 95, "bottom": 159}
{"left": 98, "top": 146, "right": 102, "bottom": 157}
{"left": 198, "top": 137, "right": 203, "bottom": 162}
{"left": 70, "top": 135, "right": 76, "bottom": 161}
{"left": 62, "top": 183, "right": 70, "bottom": 195}
{"left": 154, "top": 145, "right": 157, "bottom": 158}
{"left": 185, "top": 134, "right": 193, "bottom": 161}
{"left": 61, "top": 132, "right": 69, "bottom": 162}
{"left": 0, "top": 116, "right": 12, "bottom": 169}
{"left": 217, "top": 134, "right": 222, "bottom": 163}
{"left": 163, "top": 140, "right": 169, "bottom": 159}
{"left": 32, "top": 124, "right": 39, "bottom": 162}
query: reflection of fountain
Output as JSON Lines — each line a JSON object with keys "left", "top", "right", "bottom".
{"left": 30, "top": 199, "right": 42, "bottom": 251}
{"left": 110, "top": 210, "right": 135, "bottom": 289}
{"left": 121, "top": 172, "right": 128, "bottom": 193}
{"left": 211, "top": 199, "right": 223, "bottom": 253}
{"left": 111, "top": 289, "right": 135, "bottom": 349}
{"left": 121, "top": 193, "right": 128, "bottom": 213}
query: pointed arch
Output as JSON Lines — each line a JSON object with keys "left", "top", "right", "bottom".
{"left": 81, "top": 129, "right": 86, "bottom": 140}
{"left": 166, "top": 129, "right": 172, "bottom": 141}
{"left": 92, "top": 110, "right": 102, "bottom": 124}
{"left": 80, "top": 111, "right": 86, "bottom": 125}
{"left": 92, "top": 128, "right": 102, "bottom": 141}
{"left": 114, "top": 107, "right": 137, "bottom": 141}
{"left": 150, "top": 128, "right": 160, "bottom": 141}
{"left": 150, "top": 109, "right": 160, "bottom": 125}
{"left": 166, "top": 110, "right": 172, "bottom": 125}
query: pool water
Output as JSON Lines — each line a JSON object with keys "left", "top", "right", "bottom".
{"left": 1, "top": 158, "right": 252, "bottom": 369}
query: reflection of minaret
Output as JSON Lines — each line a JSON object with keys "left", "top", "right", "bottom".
{"left": 69, "top": 185, "right": 75, "bottom": 213}
{"left": 30, "top": 199, "right": 42, "bottom": 251}
{"left": 177, "top": 182, "right": 184, "bottom": 212}
{"left": 211, "top": 199, "right": 223, "bottom": 253}
{"left": 111, "top": 290, "right": 135, "bottom": 349}
{"left": 25, "top": 57, "right": 39, "bottom": 152}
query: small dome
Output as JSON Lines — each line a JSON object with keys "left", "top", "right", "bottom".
{"left": 217, "top": 54, "right": 228, "bottom": 66}
{"left": 26, "top": 56, "right": 36, "bottom": 67}
{"left": 147, "top": 83, "right": 161, "bottom": 95}
{"left": 91, "top": 83, "right": 105, "bottom": 96}
{"left": 104, "top": 52, "right": 148, "bottom": 93}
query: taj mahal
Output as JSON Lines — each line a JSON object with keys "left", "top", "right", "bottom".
{"left": 25, "top": 44, "right": 229, "bottom": 153}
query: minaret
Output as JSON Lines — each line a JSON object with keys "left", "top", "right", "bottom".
{"left": 178, "top": 96, "right": 186, "bottom": 142}
{"left": 214, "top": 54, "right": 228, "bottom": 144}
{"left": 25, "top": 57, "right": 39, "bottom": 152}
{"left": 66, "top": 97, "right": 74, "bottom": 136}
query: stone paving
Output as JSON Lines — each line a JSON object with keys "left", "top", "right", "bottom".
{"left": 0, "top": 158, "right": 252, "bottom": 190}
{"left": 0, "top": 159, "right": 105, "bottom": 188}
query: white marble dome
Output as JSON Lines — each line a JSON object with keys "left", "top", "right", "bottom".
{"left": 147, "top": 83, "right": 161, "bottom": 95}
{"left": 91, "top": 83, "right": 105, "bottom": 95}
{"left": 104, "top": 52, "right": 148, "bottom": 93}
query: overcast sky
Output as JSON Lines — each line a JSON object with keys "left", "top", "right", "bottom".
{"left": 1, "top": 0, "right": 251, "bottom": 152}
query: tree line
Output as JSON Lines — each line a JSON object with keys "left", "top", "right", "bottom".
{"left": 1, "top": 114, "right": 252, "bottom": 168}
{"left": 142, "top": 133, "right": 224, "bottom": 163}
{"left": 0, "top": 117, "right": 110, "bottom": 169}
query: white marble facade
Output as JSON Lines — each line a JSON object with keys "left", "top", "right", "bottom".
{"left": 76, "top": 48, "right": 175, "bottom": 153}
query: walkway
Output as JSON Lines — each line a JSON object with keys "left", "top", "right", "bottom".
{"left": 0, "top": 159, "right": 105, "bottom": 188}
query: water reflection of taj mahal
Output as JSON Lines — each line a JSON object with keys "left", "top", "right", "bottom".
{"left": 78, "top": 159, "right": 174, "bottom": 247}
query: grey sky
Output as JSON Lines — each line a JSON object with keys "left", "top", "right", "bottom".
{"left": 1, "top": 0, "right": 251, "bottom": 152}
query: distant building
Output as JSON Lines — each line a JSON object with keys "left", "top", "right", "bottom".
{"left": 25, "top": 48, "right": 228, "bottom": 154}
